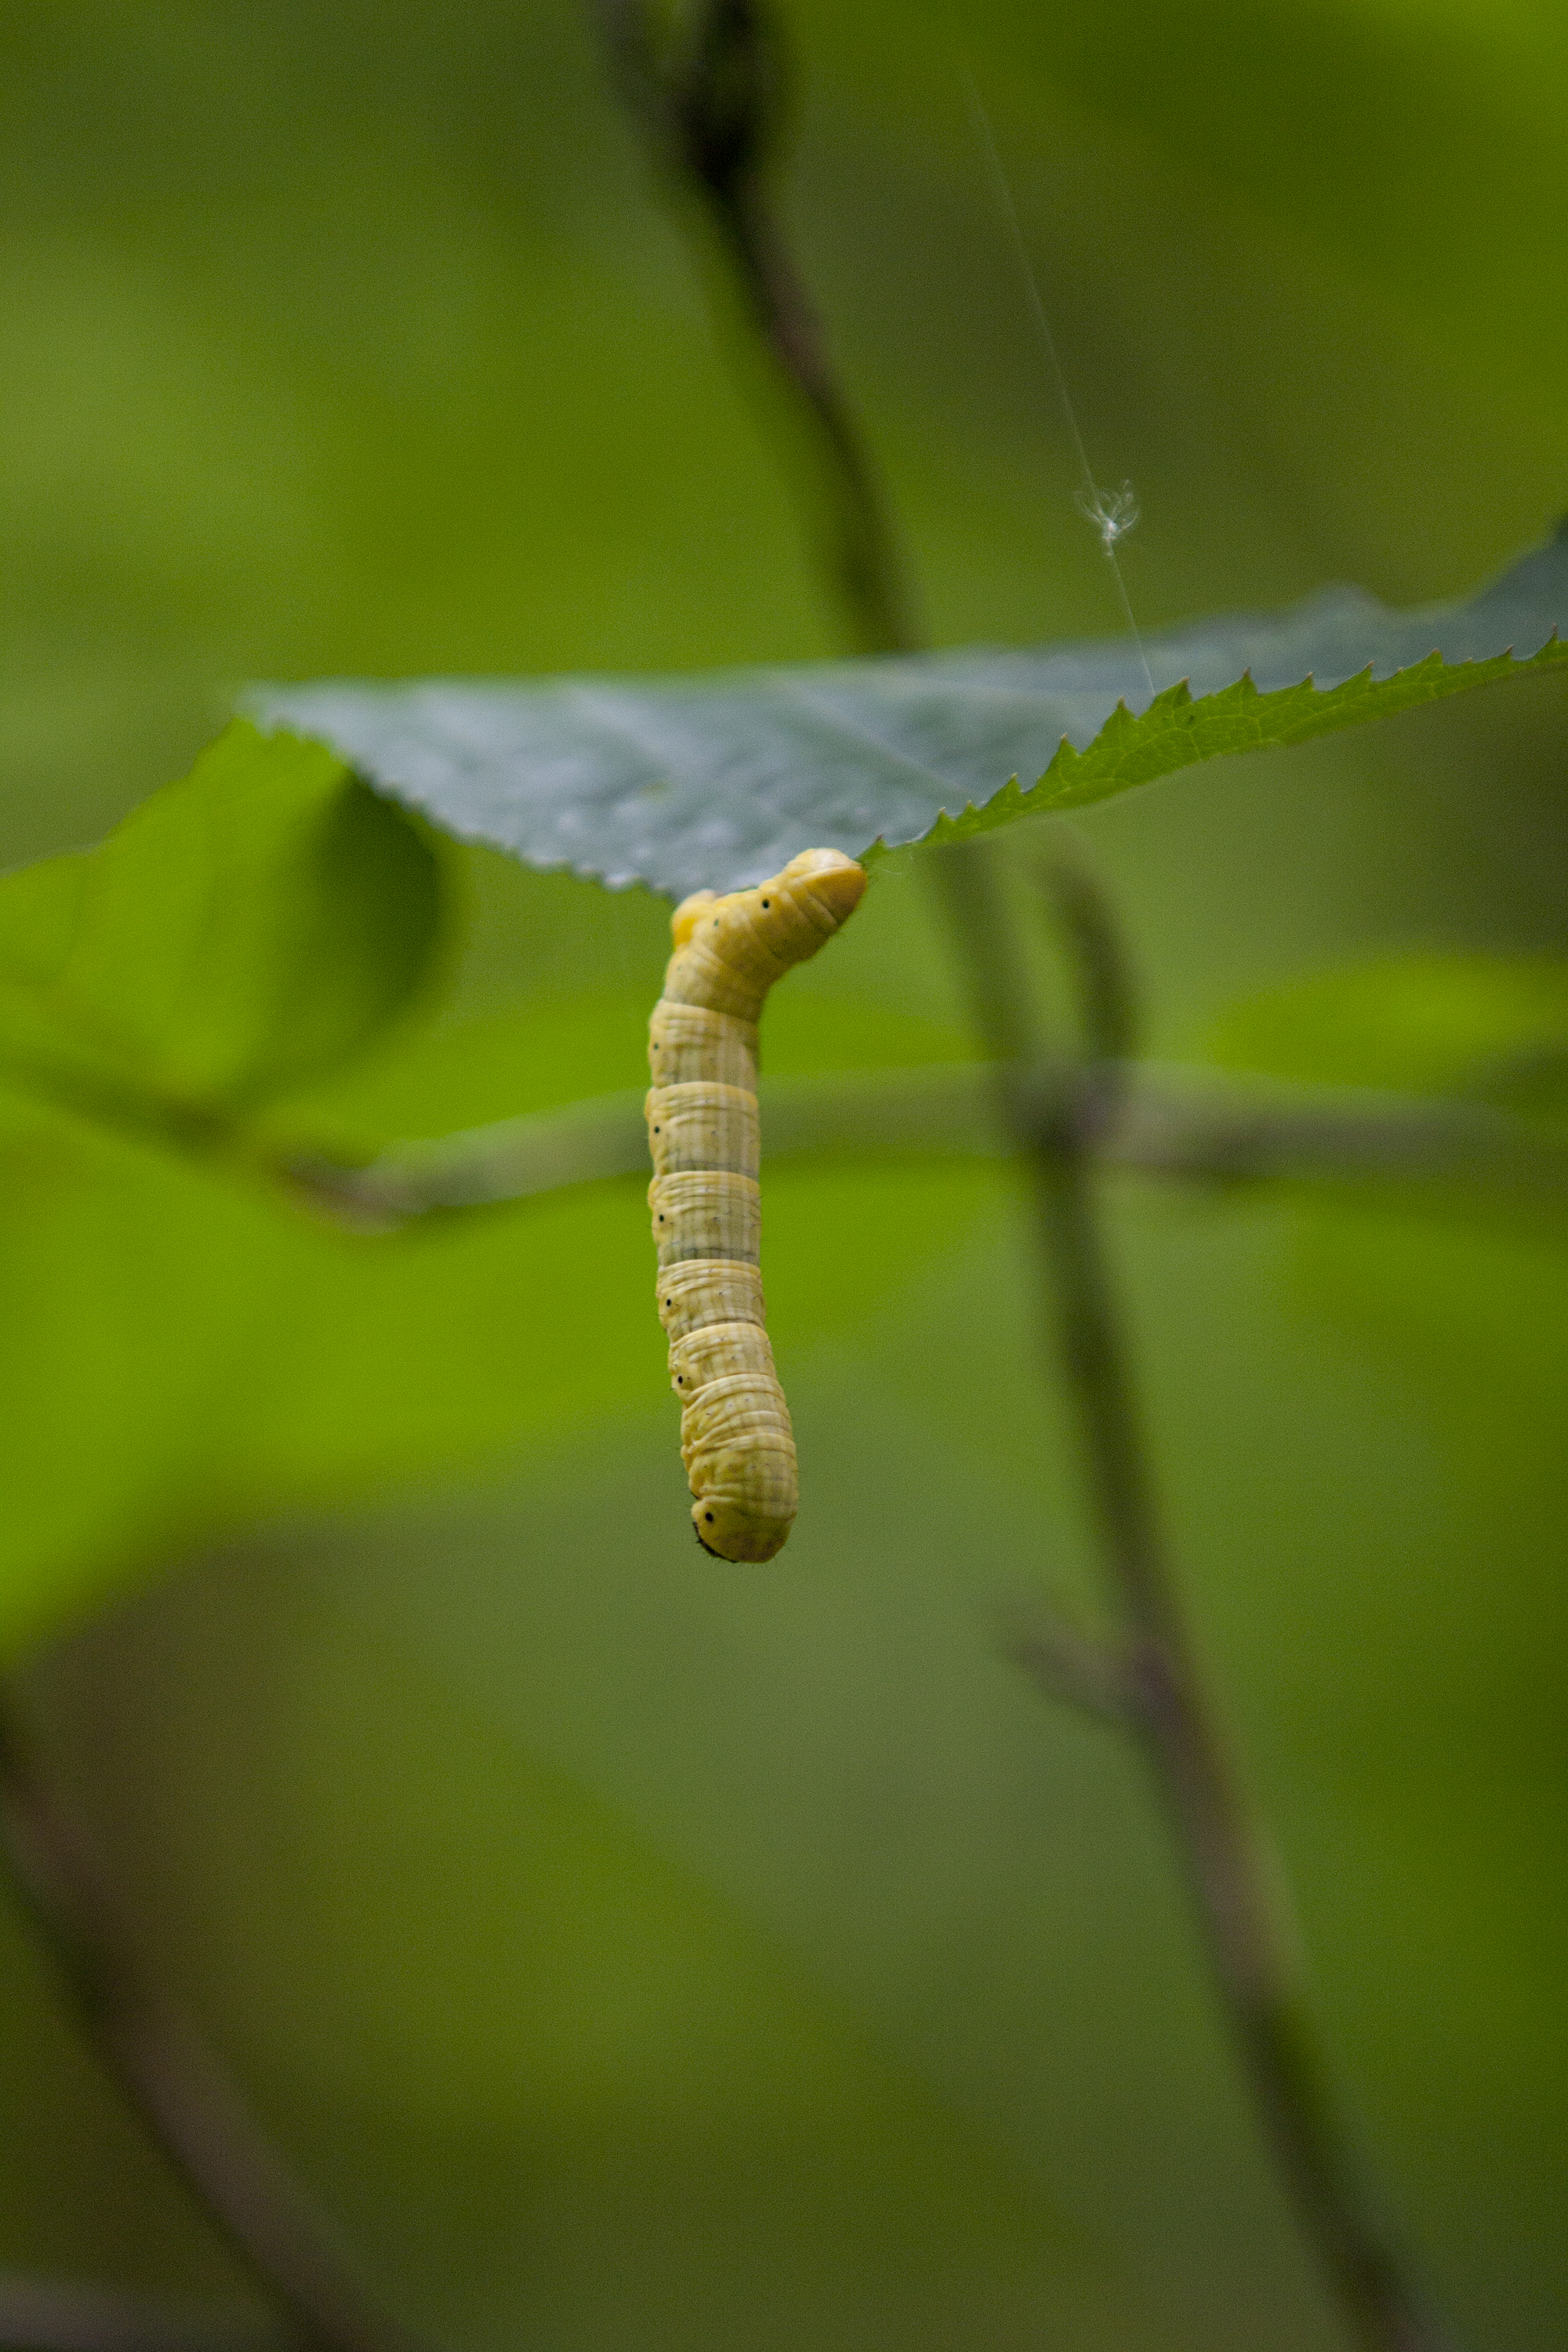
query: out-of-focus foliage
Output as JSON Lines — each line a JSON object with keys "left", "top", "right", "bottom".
{"left": 0, "top": 723, "right": 442, "bottom": 1143}
{"left": 252, "top": 528, "right": 1568, "bottom": 897}
{"left": 0, "top": 4, "right": 1564, "bottom": 2351}
{"left": 939, "top": 0, "right": 1568, "bottom": 383}
{"left": 1210, "top": 949, "right": 1568, "bottom": 1489}
{"left": 1212, "top": 950, "right": 1568, "bottom": 1105}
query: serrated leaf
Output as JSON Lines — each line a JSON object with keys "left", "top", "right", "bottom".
{"left": 0, "top": 721, "right": 445, "bottom": 1147}
{"left": 249, "top": 528, "right": 1568, "bottom": 900}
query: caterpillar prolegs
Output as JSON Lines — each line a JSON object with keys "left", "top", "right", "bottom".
{"left": 647, "top": 849, "right": 868, "bottom": 1561}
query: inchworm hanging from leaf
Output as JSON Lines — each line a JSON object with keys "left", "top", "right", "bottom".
{"left": 647, "top": 849, "right": 868, "bottom": 1561}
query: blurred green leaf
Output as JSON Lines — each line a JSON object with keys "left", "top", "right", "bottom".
{"left": 0, "top": 1069, "right": 989, "bottom": 1658}
{"left": 955, "top": 0, "right": 1568, "bottom": 380}
{"left": 1211, "top": 955, "right": 1568, "bottom": 1425}
{"left": 2, "top": 7, "right": 1566, "bottom": 2338}
{"left": 249, "top": 528, "right": 1568, "bottom": 898}
{"left": 0, "top": 722, "right": 445, "bottom": 1147}
{"left": 0, "top": 1103, "right": 637, "bottom": 1657}
{"left": 237, "top": 1632, "right": 1072, "bottom": 2314}
{"left": 1210, "top": 953, "right": 1568, "bottom": 1109}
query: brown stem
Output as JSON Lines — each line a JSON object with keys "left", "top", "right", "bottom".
{"left": 1004, "top": 1606, "right": 1134, "bottom": 1724}
{"left": 0, "top": 1705, "right": 430, "bottom": 2352}
{"left": 935, "top": 840, "right": 1457, "bottom": 2352}
{"left": 588, "top": 0, "right": 919, "bottom": 655}
{"left": 1030, "top": 1129, "right": 1449, "bottom": 2352}
{"left": 0, "top": 2274, "right": 288, "bottom": 2352}
{"left": 699, "top": 180, "right": 919, "bottom": 655}
{"left": 587, "top": 12, "right": 1462, "bottom": 2338}
{"left": 288, "top": 1059, "right": 1568, "bottom": 1226}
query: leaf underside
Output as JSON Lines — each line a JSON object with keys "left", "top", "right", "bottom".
{"left": 249, "top": 527, "right": 1568, "bottom": 901}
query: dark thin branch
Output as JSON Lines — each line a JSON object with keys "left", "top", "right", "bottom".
{"left": 0, "top": 2276, "right": 288, "bottom": 2352}
{"left": 1105, "top": 1066, "right": 1568, "bottom": 1205}
{"left": 0, "top": 1708, "right": 430, "bottom": 2352}
{"left": 286, "top": 1057, "right": 1568, "bottom": 1229}
{"left": 582, "top": 9, "right": 1499, "bottom": 2336}
{"left": 1449, "top": 1037, "right": 1568, "bottom": 1112}
{"left": 920, "top": 845, "right": 1044, "bottom": 1069}
{"left": 1003, "top": 1606, "right": 1135, "bottom": 1724}
{"left": 1031, "top": 849, "right": 1139, "bottom": 1087}
{"left": 1027, "top": 1165, "right": 1456, "bottom": 2352}
{"left": 1011, "top": 847, "right": 1457, "bottom": 2352}
{"left": 587, "top": 0, "right": 920, "bottom": 654}
{"left": 15, "top": 1007, "right": 1559, "bottom": 1228}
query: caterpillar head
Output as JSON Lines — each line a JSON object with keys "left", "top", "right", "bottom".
{"left": 743, "top": 850, "right": 866, "bottom": 958}
{"left": 774, "top": 847, "right": 868, "bottom": 923}
{"left": 692, "top": 1494, "right": 794, "bottom": 1563}
{"left": 678, "top": 848, "right": 866, "bottom": 977}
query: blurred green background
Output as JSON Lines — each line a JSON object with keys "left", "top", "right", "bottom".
{"left": 1, "top": 2, "right": 1565, "bottom": 2346}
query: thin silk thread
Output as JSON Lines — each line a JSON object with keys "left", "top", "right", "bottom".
{"left": 963, "top": 74, "right": 1157, "bottom": 702}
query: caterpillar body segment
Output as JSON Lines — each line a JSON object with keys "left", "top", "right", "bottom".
{"left": 656, "top": 1258, "right": 765, "bottom": 1341}
{"left": 648, "top": 1001, "right": 757, "bottom": 1090}
{"left": 648, "top": 1168, "right": 761, "bottom": 1265}
{"left": 648, "top": 1083, "right": 760, "bottom": 1175}
{"left": 646, "top": 848, "right": 868, "bottom": 1562}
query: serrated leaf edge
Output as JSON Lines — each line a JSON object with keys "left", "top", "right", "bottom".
{"left": 877, "top": 635, "right": 1566, "bottom": 861}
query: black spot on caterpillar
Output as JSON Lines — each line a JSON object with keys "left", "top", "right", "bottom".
{"left": 645, "top": 848, "right": 867, "bottom": 1562}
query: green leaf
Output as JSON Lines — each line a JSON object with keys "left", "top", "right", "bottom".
{"left": 248, "top": 528, "right": 1568, "bottom": 899}
{"left": 1210, "top": 953, "right": 1568, "bottom": 1109}
{"left": 0, "top": 721, "right": 445, "bottom": 1145}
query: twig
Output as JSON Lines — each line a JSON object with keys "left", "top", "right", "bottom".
{"left": 0, "top": 2275, "right": 288, "bottom": 2352}
{"left": 996, "top": 843, "right": 1454, "bottom": 2352}
{"left": 1003, "top": 1606, "right": 1134, "bottom": 1723}
{"left": 287, "top": 1058, "right": 1568, "bottom": 1229}
{"left": 587, "top": 0, "right": 919, "bottom": 655}
{"left": 1029, "top": 848, "right": 1137, "bottom": 1158}
{"left": 0, "top": 1708, "right": 430, "bottom": 2352}
{"left": 588, "top": 13, "right": 1488, "bottom": 2339}
{"left": 9, "top": 1022, "right": 1562, "bottom": 1228}
{"left": 1105, "top": 1065, "right": 1568, "bottom": 1205}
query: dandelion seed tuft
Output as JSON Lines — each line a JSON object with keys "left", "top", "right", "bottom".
{"left": 1075, "top": 481, "right": 1141, "bottom": 555}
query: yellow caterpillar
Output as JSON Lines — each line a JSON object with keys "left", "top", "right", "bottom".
{"left": 647, "top": 849, "right": 868, "bottom": 1561}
